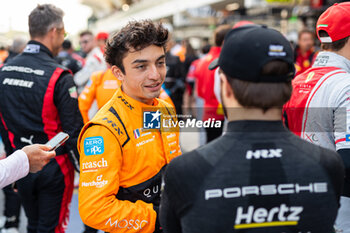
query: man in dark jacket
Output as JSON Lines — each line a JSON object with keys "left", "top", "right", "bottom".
{"left": 0, "top": 4, "right": 83, "bottom": 233}
{"left": 160, "top": 25, "right": 344, "bottom": 233}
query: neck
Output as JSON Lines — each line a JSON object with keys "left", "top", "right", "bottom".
{"left": 31, "top": 37, "right": 52, "bottom": 53}
{"left": 121, "top": 85, "right": 153, "bottom": 105}
{"left": 226, "top": 107, "right": 282, "bottom": 122}
{"left": 334, "top": 48, "right": 350, "bottom": 61}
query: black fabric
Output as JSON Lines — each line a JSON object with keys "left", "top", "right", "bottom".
{"left": 116, "top": 167, "right": 165, "bottom": 205}
{"left": 209, "top": 26, "right": 295, "bottom": 83}
{"left": 160, "top": 120, "right": 344, "bottom": 233}
{"left": 2, "top": 184, "right": 21, "bottom": 228}
{"left": 164, "top": 52, "right": 185, "bottom": 116}
{"left": 336, "top": 149, "right": 350, "bottom": 197}
{"left": 0, "top": 40, "right": 81, "bottom": 232}
{"left": 83, "top": 224, "right": 98, "bottom": 233}
{"left": 55, "top": 52, "right": 82, "bottom": 74}
{"left": 17, "top": 159, "right": 66, "bottom": 233}
{"left": 205, "top": 120, "right": 224, "bottom": 143}
{"left": 0, "top": 40, "right": 83, "bottom": 171}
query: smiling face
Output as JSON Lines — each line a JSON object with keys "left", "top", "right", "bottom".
{"left": 111, "top": 45, "right": 166, "bottom": 105}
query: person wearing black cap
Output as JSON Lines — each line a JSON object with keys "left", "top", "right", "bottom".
{"left": 159, "top": 25, "right": 344, "bottom": 233}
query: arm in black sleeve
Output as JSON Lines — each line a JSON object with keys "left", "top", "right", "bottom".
{"left": 336, "top": 149, "right": 350, "bottom": 197}
{"left": 160, "top": 167, "right": 182, "bottom": 233}
{"left": 54, "top": 72, "right": 84, "bottom": 171}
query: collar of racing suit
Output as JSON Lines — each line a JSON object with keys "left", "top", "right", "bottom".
{"left": 116, "top": 87, "right": 160, "bottom": 116}
{"left": 312, "top": 51, "right": 350, "bottom": 73}
{"left": 26, "top": 40, "right": 54, "bottom": 58}
{"left": 226, "top": 120, "right": 288, "bottom": 135}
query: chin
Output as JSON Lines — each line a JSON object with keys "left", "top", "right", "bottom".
{"left": 147, "top": 91, "right": 161, "bottom": 100}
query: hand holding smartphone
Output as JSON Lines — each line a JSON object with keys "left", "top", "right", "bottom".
{"left": 45, "top": 132, "right": 69, "bottom": 151}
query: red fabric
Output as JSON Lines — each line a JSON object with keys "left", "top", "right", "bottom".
{"left": 316, "top": 2, "right": 350, "bottom": 42}
{"left": 294, "top": 48, "right": 316, "bottom": 76}
{"left": 335, "top": 138, "right": 346, "bottom": 144}
{"left": 42, "top": 68, "right": 74, "bottom": 233}
{"left": 0, "top": 112, "right": 15, "bottom": 149}
{"left": 194, "top": 47, "right": 224, "bottom": 121}
{"left": 283, "top": 66, "right": 344, "bottom": 136}
{"left": 96, "top": 32, "right": 109, "bottom": 40}
{"left": 42, "top": 68, "right": 64, "bottom": 140}
{"left": 54, "top": 154, "right": 74, "bottom": 233}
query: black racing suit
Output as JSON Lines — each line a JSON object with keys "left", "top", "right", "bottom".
{"left": 160, "top": 121, "right": 344, "bottom": 233}
{"left": 0, "top": 40, "right": 83, "bottom": 233}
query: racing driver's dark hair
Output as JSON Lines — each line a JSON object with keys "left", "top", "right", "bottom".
{"left": 105, "top": 19, "right": 169, "bottom": 74}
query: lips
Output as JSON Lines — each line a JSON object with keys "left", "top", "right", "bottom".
{"left": 144, "top": 82, "right": 161, "bottom": 91}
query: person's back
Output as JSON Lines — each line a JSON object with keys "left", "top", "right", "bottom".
{"left": 163, "top": 122, "right": 342, "bottom": 232}
{"left": 160, "top": 25, "right": 344, "bottom": 233}
{"left": 0, "top": 4, "right": 83, "bottom": 233}
{"left": 284, "top": 56, "right": 348, "bottom": 150}
{"left": 283, "top": 4, "right": 350, "bottom": 232}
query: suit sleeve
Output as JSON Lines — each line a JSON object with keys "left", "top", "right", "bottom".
{"left": 54, "top": 72, "right": 84, "bottom": 171}
{"left": 78, "top": 73, "right": 99, "bottom": 123}
{"left": 160, "top": 164, "right": 182, "bottom": 233}
{"left": 78, "top": 125, "right": 157, "bottom": 232}
{"left": 0, "top": 150, "right": 29, "bottom": 189}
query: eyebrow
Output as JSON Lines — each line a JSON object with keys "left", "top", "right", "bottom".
{"left": 131, "top": 54, "right": 166, "bottom": 64}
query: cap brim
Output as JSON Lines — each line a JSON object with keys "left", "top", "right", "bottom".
{"left": 208, "top": 58, "right": 219, "bottom": 70}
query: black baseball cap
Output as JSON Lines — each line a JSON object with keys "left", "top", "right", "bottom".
{"left": 209, "top": 25, "right": 295, "bottom": 82}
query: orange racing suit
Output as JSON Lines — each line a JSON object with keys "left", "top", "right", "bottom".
{"left": 79, "top": 69, "right": 174, "bottom": 123}
{"left": 78, "top": 87, "right": 181, "bottom": 232}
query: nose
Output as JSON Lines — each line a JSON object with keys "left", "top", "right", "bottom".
{"left": 148, "top": 64, "right": 161, "bottom": 81}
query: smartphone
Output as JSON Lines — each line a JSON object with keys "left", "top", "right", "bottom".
{"left": 45, "top": 132, "right": 69, "bottom": 151}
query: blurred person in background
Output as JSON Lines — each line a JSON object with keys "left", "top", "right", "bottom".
{"left": 193, "top": 24, "right": 231, "bottom": 143}
{"left": 0, "top": 46, "right": 8, "bottom": 64}
{"left": 74, "top": 31, "right": 107, "bottom": 94}
{"left": 96, "top": 32, "right": 109, "bottom": 53}
{"left": 294, "top": 29, "right": 317, "bottom": 76}
{"left": 283, "top": 2, "right": 350, "bottom": 232}
{"left": 182, "top": 39, "right": 198, "bottom": 118}
{"left": 164, "top": 38, "right": 186, "bottom": 117}
{"left": 0, "top": 4, "right": 83, "bottom": 233}
{"left": 3, "top": 38, "right": 26, "bottom": 64}
{"left": 56, "top": 39, "right": 83, "bottom": 74}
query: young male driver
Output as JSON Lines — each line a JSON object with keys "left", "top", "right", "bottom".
{"left": 160, "top": 25, "right": 344, "bottom": 233}
{"left": 78, "top": 20, "right": 181, "bottom": 232}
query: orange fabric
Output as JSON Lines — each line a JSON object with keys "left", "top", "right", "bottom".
{"left": 0, "top": 50, "right": 8, "bottom": 63}
{"left": 78, "top": 69, "right": 121, "bottom": 123}
{"left": 79, "top": 69, "right": 174, "bottom": 123}
{"left": 175, "top": 46, "right": 186, "bottom": 62}
{"left": 78, "top": 88, "right": 181, "bottom": 232}
{"left": 159, "top": 88, "right": 175, "bottom": 108}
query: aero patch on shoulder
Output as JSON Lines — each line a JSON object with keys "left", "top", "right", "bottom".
{"left": 84, "top": 136, "right": 104, "bottom": 156}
